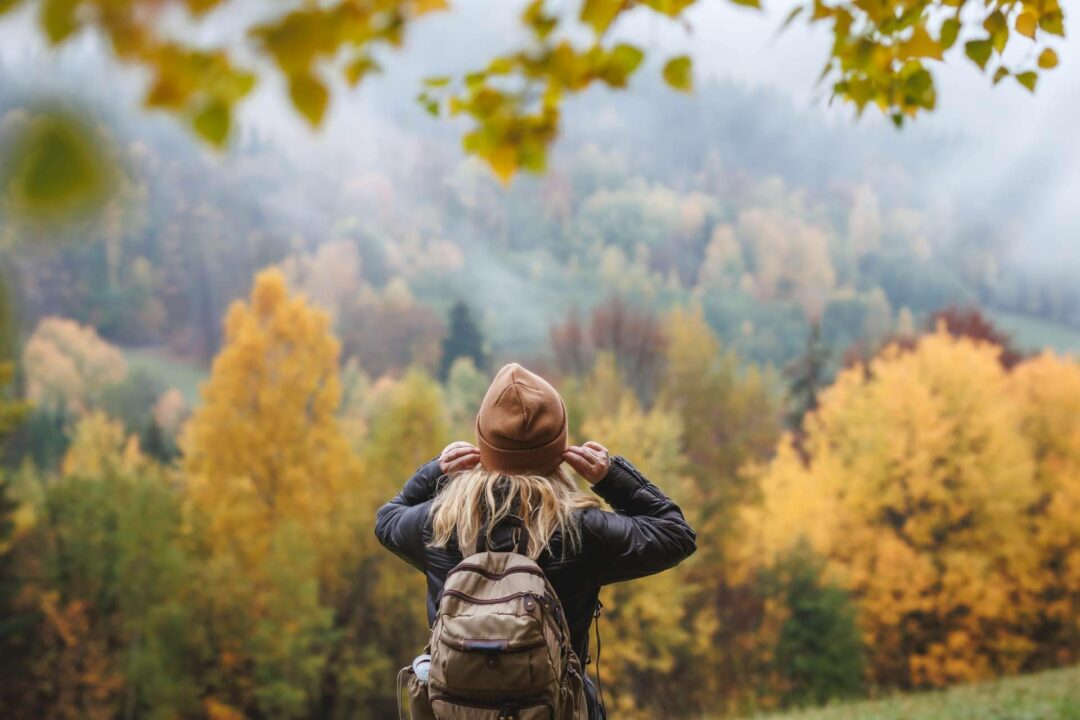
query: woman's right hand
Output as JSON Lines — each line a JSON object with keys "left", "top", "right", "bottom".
{"left": 439, "top": 441, "right": 481, "bottom": 474}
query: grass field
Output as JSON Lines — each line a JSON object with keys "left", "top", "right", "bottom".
{"left": 733, "top": 665, "right": 1080, "bottom": 720}
{"left": 124, "top": 347, "right": 207, "bottom": 405}
{"left": 990, "top": 311, "right": 1080, "bottom": 356}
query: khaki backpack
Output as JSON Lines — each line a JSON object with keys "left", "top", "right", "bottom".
{"left": 399, "top": 550, "right": 589, "bottom": 720}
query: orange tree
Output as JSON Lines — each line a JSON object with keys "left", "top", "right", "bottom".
{"left": 742, "top": 329, "right": 1080, "bottom": 689}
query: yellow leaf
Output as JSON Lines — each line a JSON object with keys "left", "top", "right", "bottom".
{"left": 662, "top": 55, "right": 693, "bottom": 92}
{"left": 1037, "top": 48, "right": 1059, "bottom": 69}
{"left": 901, "top": 25, "right": 944, "bottom": 61}
{"left": 289, "top": 73, "right": 329, "bottom": 126}
{"left": 192, "top": 100, "right": 231, "bottom": 147}
{"left": 414, "top": 0, "right": 448, "bottom": 15}
{"left": 580, "top": 0, "right": 622, "bottom": 34}
{"left": 486, "top": 144, "right": 518, "bottom": 185}
{"left": 1015, "top": 11, "right": 1037, "bottom": 40}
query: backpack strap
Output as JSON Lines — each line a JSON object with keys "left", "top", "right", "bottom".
{"left": 593, "top": 599, "right": 606, "bottom": 714}
{"left": 396, "top": 665, "right": 410, "bottom": 720}
{"left": 475, "top": 516, "right": 530, "bottom": 555}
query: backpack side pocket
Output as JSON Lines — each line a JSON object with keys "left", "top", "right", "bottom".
{"left": 398, "top": 666, "right": 436, "bottom": 720}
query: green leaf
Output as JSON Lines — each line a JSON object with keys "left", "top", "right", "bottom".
{"left": 983, "top": 11, "right": 1008, "bottom": 52}
{"left": 1039, "top": 11, "right": 1064, "bottom": 37}
{"left": 1038, "top": 48, "right": 1059, "bottom": 69}
{"left": 192, "top": 100, "right": 231, "bottom": 147}
{"left": 939, "top": 18, "right": 961, "bottom": 50}
{"left": 580, "top": 0, "right": 622, "bottom": 34}
{"left": 780, "top": 5, "right": 803, "bottom": 30}
{"left": 964, "top": 39, "right": 993, "bottom": 70}
{"left": 992, "top": 66, "right": 1010, "bottom": 84}
{"left": 3, "top": 111, "right": 114, "bottom": 223}
{"left": 662, "top": 55, "right": 693, "bottom": 92}
{"left": 41, "top": 0, "right": 77, "bottom": 43}
{"left": 288, "top": 74, "right": 329, "bottom": 126}
{"left": 730, "top": 0, "right": 761, "bottom": 8}
{"left": 416, "top": 93, "right": 440, "bottom": 117}
{"left": 1015, "top": 71, "right": 1038, "bottom": 92}
{"left": 0, "top": 0, "right": 25, "bottom": 16}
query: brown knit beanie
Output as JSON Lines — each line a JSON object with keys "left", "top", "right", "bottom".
{"left": 475, "top": 362, "right": 568, "bottom": 475}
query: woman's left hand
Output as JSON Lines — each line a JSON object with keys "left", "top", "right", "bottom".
{"left": 563, "top": 441, "right": 611, "bottom": 485}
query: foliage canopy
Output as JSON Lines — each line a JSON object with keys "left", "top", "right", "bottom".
{"left": 0, "top": 0, "right": 1066, "bottom": 181}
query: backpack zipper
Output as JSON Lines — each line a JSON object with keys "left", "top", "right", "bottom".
{"left": 447, "top": 564, "right": 548, "bottom": 581}
{"left": 437, "top": 589, "right": 534, "bottom": 606}
{"left": 429, "top": 694, "right": 554, "bottom": 717}
{"left": 439, "top": 636, "right": 547, "bottom": 653}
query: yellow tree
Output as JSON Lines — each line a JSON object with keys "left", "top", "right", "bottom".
{"left": 744, "top": 331, "right": 1041, "bottom": 688}
{"left": 183, "top": 268, "right": 363, "bottom": 582}
{"left": 576, "top": 353, "right": 700, "bottom": 718}
{"left": 1010, "top": 352, "right": 1080, "bottom": 666}
{"left": 181, "top": 268, "right": 364, "bottom": 715}
{"left": 650, "top": 307, "right": 781, "bottom": 710}
{"left": 351, "top": 368, "right": 448, "bottom": 715}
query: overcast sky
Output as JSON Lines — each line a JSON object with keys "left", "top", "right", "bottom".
{"left": 1, "top": 0, "right": 1077, "bottom": 270}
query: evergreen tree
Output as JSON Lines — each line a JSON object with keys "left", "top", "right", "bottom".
{"left": 784, "top": 322, "right": 831, "bottom": 431}
{"left": 765, "top": 541, "right": 865, "bottom": 708}
{"left": 439, "top": 300, "right": 487, "bottom": 381}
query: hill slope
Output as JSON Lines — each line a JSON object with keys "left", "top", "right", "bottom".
{"left": 736, "top": 665, "right": 1080, "bottom": 720}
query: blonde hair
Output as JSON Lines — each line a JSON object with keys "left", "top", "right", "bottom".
{"left": 429, "top": 465, "right": 601, "bottom": 559}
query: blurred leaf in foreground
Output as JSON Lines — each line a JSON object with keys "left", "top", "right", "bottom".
{"left": 0, "top": 109, "right": 117, "bottom": 226}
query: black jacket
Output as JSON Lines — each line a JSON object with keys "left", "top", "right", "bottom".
{"left": 374, "top": 454, "right": 697, "bottom": 719}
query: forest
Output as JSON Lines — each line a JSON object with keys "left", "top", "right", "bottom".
{"left": 2, "top": 15, "right": 1080, "bottom": 717}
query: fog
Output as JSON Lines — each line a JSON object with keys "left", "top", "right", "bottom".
{"left": 3, "top": 0, "right": 1076, "bottom": 276}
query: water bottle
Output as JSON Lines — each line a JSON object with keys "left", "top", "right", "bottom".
{"left": 412, "top": 653, "right": 431, "bottom": 683}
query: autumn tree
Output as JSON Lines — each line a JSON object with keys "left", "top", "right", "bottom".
{"left": 444, "top": 356, "right": 488, "bottom": 440}
{"left": 340, "top": 278, "right": 444, "bottom": 379}
{"left": 23, "top": 316, "right": 128, "bottom": 417}
{"left": 658, "top": 306, "right": 779, "bottom": 550}
{"left": 1010, "top": 352, "right": 1080, "bottom": 667}
{"left": 551, "top": 296, "right": 667, "bottom": 404}
{"left": 353, "top": 368, "right": 448, "bottom": 717}
{"left": 574, "top": 353, "right": 701, "bottom": 718}
{"left": 745, "top": 330, "right": 1044, "bottom": 688}
{"left": 3, "top": 412, "right": 201, "bottom": 718}
{"left": 931, "top": 306, "right": 1025, "bottom": 369}
{"left": 181, "top": 268, "right": 366, "bottom": 715}
{"left": 652, "top": 307, "right": 781, "bottom": 710}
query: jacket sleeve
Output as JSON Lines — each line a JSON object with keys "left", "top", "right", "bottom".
{"left": 584, "top": 454, "right": 697, "bottom": 586}
{"left": 374, "top": 457, "right": 443, "bottom": 572}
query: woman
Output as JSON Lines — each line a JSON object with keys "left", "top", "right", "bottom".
{"left": 375, "top": 362, "right": 696, "bottom": 719}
